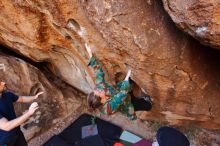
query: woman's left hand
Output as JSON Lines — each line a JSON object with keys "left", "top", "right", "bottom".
{"left": 125, "top": 69, "right": 132, "bottom": 81}
{"left": 34, "top": 91, "right": 44, "bottom": 99}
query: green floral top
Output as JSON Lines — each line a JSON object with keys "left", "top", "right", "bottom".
{"left": 88, "top": 56, "right": 136, "bottom": 120}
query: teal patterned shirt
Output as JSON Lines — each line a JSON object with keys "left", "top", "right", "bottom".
{"left": 88, "top": 56, "right": 136, "bottom": 120}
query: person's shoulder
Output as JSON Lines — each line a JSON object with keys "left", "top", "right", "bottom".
{"left": 3, "top": 90, "right": 12, "bottom": 94}
{"left": 2, "top": 90, "right": 15, "bottom": 97}
{"left": 2, "top": 90, "right": 19, "bottom": 102}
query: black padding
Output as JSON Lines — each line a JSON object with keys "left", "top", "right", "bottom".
{"left": 60, "top": 113, "right": 122, "bottom": 146}
{"left": 44, "top": 113, "right": 122, "bottom": 146}
{"left": 43, "top": 135, "right": 71, "bottom": 146}
{"left": 74, "top": 135, "right": 105, "bottom": 146}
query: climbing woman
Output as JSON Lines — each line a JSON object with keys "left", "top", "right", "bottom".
{"left": 86, "top": 44, "right": 152, "bottom": 120}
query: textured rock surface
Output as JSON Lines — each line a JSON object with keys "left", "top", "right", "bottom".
{"left": 0, "top": 0, "right": 220, "bottom": 130}
{"left": 0, "top": 54, "right": 65, "bottom": 141}
{"left": 80, "top": 0, "right": 220, "bottom": 129}
{"left": 0, "top": 0, "right": 100, "bottom": 93}
{"left": 162, "top": 0, "right": 220, "bottom": 49}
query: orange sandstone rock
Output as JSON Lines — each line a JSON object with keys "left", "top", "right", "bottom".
{"left": 162, "top": 0, "right": 220, "bottom": 49}
{"left": 0, "top": 0, "right": 220, "bottom": 129}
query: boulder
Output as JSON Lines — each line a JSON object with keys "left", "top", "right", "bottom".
{"left": 162, "top": 0, "right": 220, "bottom": 49}
{"left": 0, "top": 0, "right": 97, "bottom": 93}
{"left": 80, "top": 0, "right": 220, "bottom": 129}
{"left": 0, "top": 0, "right": 220, "bottom": 129}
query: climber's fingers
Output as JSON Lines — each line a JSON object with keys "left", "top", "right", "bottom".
{"left": 85, "top": 43, "right": 93, "bottom": 58}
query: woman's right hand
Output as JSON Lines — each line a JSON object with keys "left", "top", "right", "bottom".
{"left": 28, "top": 102, "right": 39, "bottom": 116}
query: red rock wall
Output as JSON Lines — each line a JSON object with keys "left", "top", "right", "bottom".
{"left": 80, "top": 0, "right": 220, "bottom": 129}
{"left": 0, "top": 0, "right": 220, "bottom": 129}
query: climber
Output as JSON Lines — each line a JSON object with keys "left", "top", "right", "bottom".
{"left": 0, "top": 81, "right": 44, "bottom": 146}
{"left": 86, "top": 44, "right": 152, "bottom": 120}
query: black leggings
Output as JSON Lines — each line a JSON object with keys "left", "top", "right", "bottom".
{"left": 1, "top": 129, "right": 27, "bottom": 146}
{"left": 130, "top": 92, "right": 152, "bottom": 111}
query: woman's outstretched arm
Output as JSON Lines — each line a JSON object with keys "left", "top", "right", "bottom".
{"left": 86, "top": 44, "right": 107, "bottom": 92}
{"left": 124, "top": 69, "right": 131, "bottom": 81}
